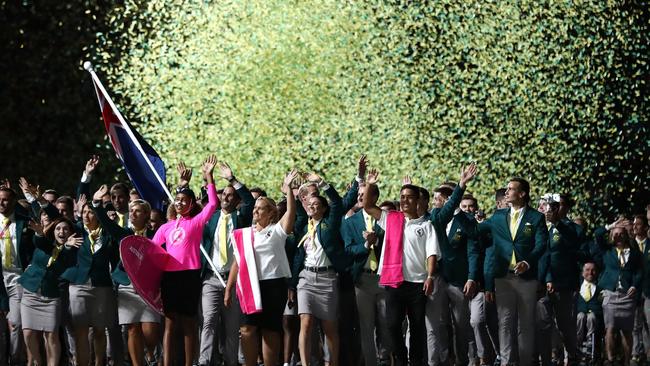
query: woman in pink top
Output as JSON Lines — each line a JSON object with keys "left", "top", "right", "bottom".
{"left": 151, "top": 155, "right": 219, "bottom": 366}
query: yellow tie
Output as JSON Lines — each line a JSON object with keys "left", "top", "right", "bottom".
{"left": 86, "top": 226, "right": 102, "bottom": 254}
{"left": 583, "top": 283, "right": 592, "bottom": 301}
{"left": 639, "top": 240, "right": 645, "bottom": 254}
{"left": 299, "top": 219, "right": 316, "bottom": 248}
{"left": 48, "top": 245, "right": 64, "bottom": 267}
{"left": 117, "top": 213, "right": 125, "bottom": 227}
{"left": 365, "top": 214, "right": 378, "bottom": 272}
{"left": 3, "top": 218, "right": 11, "bottom": 269}
{"left": 510, "top": 210, "right": 520, "bottom": 240}
{"left": 219, "top": 213, "right": 231, "bottom": 265}
{"left": 509, "top": 210, "right": 520, "bottom": 269}
{"left": 617, "top": 247, "right": 626, "bottom": 268}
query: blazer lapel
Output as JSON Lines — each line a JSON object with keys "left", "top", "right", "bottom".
{"left": 514, "top": 207, "right": 531, "bottom": 242}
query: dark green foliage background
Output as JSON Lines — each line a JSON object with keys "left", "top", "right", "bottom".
{"left": 1, "top": 0, "right": 648, "bottom": 224}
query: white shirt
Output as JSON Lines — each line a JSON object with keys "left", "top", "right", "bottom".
{"left": 446, "top": 208, "right": 462, "bottom": 236}
{"left": 0, "top": 212, "right": 21, "bottom": 287}
{"left": 303, "top": 219, "right": 333, "bottom": 268}
{"left": 247, "top": 224, "right": 292, "bottom": 280}
{"left": 580, "top": 280, "right": 595, "bottom": 300}
{"left": 211, "top": 212, "right": 235, "bottom": 272}
{"left": 376, "top": 210, "right": 440, "bottom": 283}
{"left": 362, "top": 209, "right": 381, "bottom": 270}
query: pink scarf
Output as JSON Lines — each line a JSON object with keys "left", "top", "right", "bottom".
{"left": 379, "top": 211, "right": 405, "bottom": 288}
{"left": 232, "top": 227, "right": 263, "bottom": 314}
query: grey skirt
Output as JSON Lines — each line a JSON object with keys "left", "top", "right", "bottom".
{"left": 20, "top": 289, "right": 61, "bottom": 332}
{"left": 69, "top": 284, "right": 116, "bottom": 328}
{"left": 118, "top": 284, "right": 161, "bottom": 325}
{"left": 602, "top": 289, "right": 636, "bottom": 331}
{"left": 296, "top": 269, "right": 338, "bottom": 321}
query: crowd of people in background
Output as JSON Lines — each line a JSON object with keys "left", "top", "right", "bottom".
{"left": 1, "top": 154, "right": 649, "bottom": 366}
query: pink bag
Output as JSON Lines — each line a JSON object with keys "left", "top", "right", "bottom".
{"left": 120, "top": 235, "right": 171, "bottom": 315}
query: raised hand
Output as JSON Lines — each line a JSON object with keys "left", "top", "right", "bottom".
{"left": 0, "top": 178, "right": 10, "bottom": 189}
{"left": 93, "top": 185, "right": 109, "bottom": 203}
{"left": 202, "top": 155, "right": 217, "bottom": 184}
{"left": 358, "top": 154, "right": 368, "bottom": 179}
{"left": 75, "top": 194, "right": 88, "bottom": 216}
{"left": 282, "top": 169, "right": 299, "bottom": 194}
{"left": 459, "top": 162, "right": 478, "bottom": 188}
{"left": 84, "top": 155, "right": 100, "bottom": 176}
{"left": 18, "top": 177, "right": 40, "bottom": 199}
{"left": 176, "top": 161, "right": 192, "bottom": 188}
{"left": 28, "top": 220, "right": 44, "bottom": 236}
{"left": 218, "top": 162, "right": 234, "bottom": 181}
{"left": 366, "top": 168, "right": 380, "bottom": 185}
{"left": 65, "top": 234, "right": 84, "bottom": 249}
{"left": 304, "top": 172, "right": 323, "bottom": 183}
{"left": 402, "top": 175, "right": 412, "bottom": 185}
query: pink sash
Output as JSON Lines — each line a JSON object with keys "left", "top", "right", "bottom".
{"left": 379, "top": 211, "right": 405, "bottom": 288}
{"left": 120, "top": 235, "right": 171, "bottom": 315}
{"left": 232, "top": 228, "right": 263, "bottom": 314}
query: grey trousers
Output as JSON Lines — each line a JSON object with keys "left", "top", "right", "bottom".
{"left": 633, "top": 302, "right": 650, "bottom": 357}
{"left": 576, "top": 312, "right": 602, "bottom": 359}
{"left": 537, "top": 290, "right": 578, "bottom": 363}
{"left": 495, "top": 274, "right": 538, "bottom": 366}
{"left": 0, "top": 284, "right": 25, "bottom": 366}
{"left": 426, "top": 277, "right": 473, "bottom": 365}
{"left": 199, "top": 273, "right": 241, "bottom": 366}
{"left": 470, "top": 291, "right": 499, "bottom": 360}
{"left": 354, "top": 272, "right": 389, "bottom": 366}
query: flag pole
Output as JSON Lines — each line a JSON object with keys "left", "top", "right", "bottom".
{"left": 84, "top": 62, "right": 226, "bottom": 287}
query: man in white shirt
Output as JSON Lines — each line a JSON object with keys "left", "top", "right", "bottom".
{"left": 363, "top": 184, "right": 440, "bottom": 366}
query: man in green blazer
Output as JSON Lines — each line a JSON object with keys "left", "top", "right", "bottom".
{"left": 482, "top": 177, "right": 549, "bottom": 366}
{"left": 341, "top": 181, "right": 388, "bottom": 366}
{"left": 538, "top": 195, "right": 581, "bottom": 366}
{"left": 0, "top": 186, "right": 34, "bottom": 366}
{"left": 198, "top": 162, "right": 254, "bottom": 366}
{"left": 425, "top": 164, "right": 478, "bottom": 366}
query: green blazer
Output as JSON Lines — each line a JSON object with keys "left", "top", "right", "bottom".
{"left": 92, "top": 205, "right": 154, "bottom": 286}
{"left": 638, "top": 238, "right": 650, "bottom": 298}
{"left": 440, "top": 211, "right": 480, "bottom": 288}
{"left": 543, "top": 219, "right": 581, "bottom": 291}
{"left": 576, "top": 282, "right": 603, "bottom": 316}
{"left": 341, "top": 209, "right": 384, "bottom": 282}
{"left": 291, "top": 185, "right": 346, "bottom": 288}
{"left": 482, "top": 206, "right": 549, "bottom": 291}
{"left": 5, "top": 213, "right": 35, "bottom": 271}
{"left": 19, "top": 235, "right": 77, "bottom": 298}
{"left": 596, "top": 246, "right": 642, "bottom": 292}
{"left": 429, "top": 186, "right": 465, "bottom": 276}
{"left": 200, "top": 184, "right": 255, "bottom": 277}
{"left": 61, "top": 222, "right": 115, "bottom": 287}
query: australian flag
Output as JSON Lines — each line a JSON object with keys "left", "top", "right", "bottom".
{"left": 87, "top": 64, "right": 169, "bottom": 211}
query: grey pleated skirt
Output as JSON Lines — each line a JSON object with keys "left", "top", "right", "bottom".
{"left": 20, "top": 289, "right": 61, "bottom": 332}
{"left": 602, "top": 289, "right": 636, "bottom": 331}
{"left": 69, "top": 284, "right": 116, "bottom": 328}
{"left": 117, "top": 284, "right": 161, "bottom": 325}
{"left": 296, "top": 269, "right": 338, "bottom": 321}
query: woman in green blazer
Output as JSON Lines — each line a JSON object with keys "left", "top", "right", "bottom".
{"left": 61, "top": 198, "right": 117, "bottom": 366}
{"left": 19, "top": 217, "right": 80, "bottom": 366}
